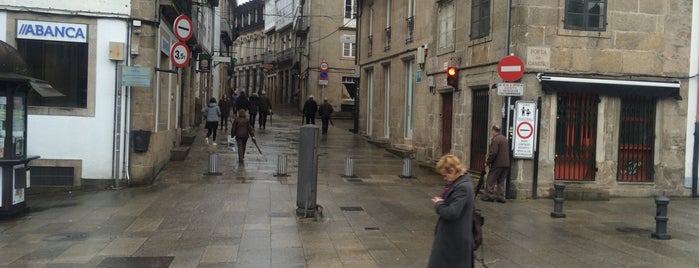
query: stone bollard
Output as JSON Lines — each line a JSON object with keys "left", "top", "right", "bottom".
{"left": 550, "top": 182, "right": 566, "bottom": 218}
{"left": 399, "top": 158, "right": 414, "bottom": 178}
{"left": 274, "top": 155, "right": 289, "bottom": 177}
{"left": 343, "top": 156, "right": 355, "bottom": 177}
{"left": 651, "top": 196, "right": 671, "bottom": 240}
{"left": 205, "top": 153, "right": 222, "bottom": 176}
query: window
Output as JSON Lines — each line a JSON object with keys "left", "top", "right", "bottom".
{"left": 344, "top": 0, "right": 355, "bottom": 19}
{"left": 470, "top": 0, "right": 490, "bottom": 39}
{"left": 344, "top": 0, "right": 357, "bottom": 27}
{"left": 406, "top": 0, "right": 415, "bottom": 43}
{"left": 565, "top": 0, "right": 607, "bottom": 31}
{"left": 404, "top": 59, "right": 415, "bottom": 139}
{"left": 438, "top": 2, "right": 455, "bottom": 49}
{"left": 18, "top": 40, "right": 88, "bottom": 108}
{"left": 343, "top": 42, "right": 356, "bottom": 57}
{"left": 368, "top": 7, "right": 374, "bottom": 56}
{"left": 617, "top": 96, "right": 656, "bottom": 182}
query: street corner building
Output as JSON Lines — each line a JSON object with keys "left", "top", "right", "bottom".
{"left": 355, "top": 0, "right": 697, "bottom": 198}
{"left": 0, "top": 0, "right": 235, "bottom": 188}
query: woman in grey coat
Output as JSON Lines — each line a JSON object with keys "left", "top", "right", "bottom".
{"left": 201, "top": 97, "right": 221, "bottom": 145}
{"left": 428, "top": 154, "right": 474, "bottom": 268}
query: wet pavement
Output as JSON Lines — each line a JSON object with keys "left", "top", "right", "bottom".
{"left": 1, "top": 105, "right": 699, "bottom": 267}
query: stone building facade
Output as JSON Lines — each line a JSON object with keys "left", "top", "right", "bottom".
{"left": 232, "top": 0, "right": 265, "bottom": 96}
{"left": 357, "top": 0, "right": 693, "bottom": 198}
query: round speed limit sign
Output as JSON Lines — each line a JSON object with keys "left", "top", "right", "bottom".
{"left": 170, "top": 42, "right": 190, "bottom": 68}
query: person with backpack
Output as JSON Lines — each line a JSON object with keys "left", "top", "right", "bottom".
{"left": 428, "top": 154, "right": 474, "bottom": 268}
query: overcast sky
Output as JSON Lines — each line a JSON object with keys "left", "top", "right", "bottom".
{"left": 238, "top": 0, "right": 251, "bottom": 5}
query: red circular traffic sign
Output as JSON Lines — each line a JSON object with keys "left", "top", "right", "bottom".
{"left": 170, "top": 42, "right": 190, "bottom": 68}
{"left": 174, "top": 15, "right": 193, "bottom": 41}
{"left": 497, "top": 55, "right": 525, "bottom": 82}
{"left": 319, "top": 61, "right": 329, "bottom": 71}
{"left": 516, "top": 121, "right": 534, "bottom": 140}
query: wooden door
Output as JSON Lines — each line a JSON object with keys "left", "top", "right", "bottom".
{"left": 442, "top": 92, "right": 453, "bottom": 156}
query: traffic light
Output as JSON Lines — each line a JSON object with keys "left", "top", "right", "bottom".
{"left": 446, "top": 67, "right": 458, "bottom": 88}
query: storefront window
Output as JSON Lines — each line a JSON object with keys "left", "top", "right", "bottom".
{"left": 17, "top": 39, "right": 88, "bottom": 108}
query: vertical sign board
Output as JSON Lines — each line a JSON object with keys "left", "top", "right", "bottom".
{"left": 513, "top": 100, "right": 538, "bottom": 159}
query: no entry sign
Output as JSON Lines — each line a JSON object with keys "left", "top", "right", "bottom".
{"left": 174, "top": 15, "right": 193, "bottom": 42}
{"left": 497, "top": 55, "right": 525, "bottom": 82}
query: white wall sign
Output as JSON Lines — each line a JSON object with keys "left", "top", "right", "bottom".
{"left": 513, "top": 101, "right": 538, "bottom": 159}
{"left": 526, "top": 46, "right": 551, "bottom": 70}
{"left": 16, "top": 20, "right": 88, "bottom": 43}
{"left": 12, "top": 164, "right": 25, "bottom": 205}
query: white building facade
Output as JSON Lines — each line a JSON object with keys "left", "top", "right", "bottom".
{"left": 1, "top": 0, "right": 131, "bottom": 185}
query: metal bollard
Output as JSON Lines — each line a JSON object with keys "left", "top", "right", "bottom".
{"left": 399, "top": 158, "right": 414, "bottom": 178}
{"left": 274, "top": 155, "right": 289, "bottom": 177}
{"left": 651, "top": 196, "right": 671, "bottom": 240}
{"left": 550, "top": 182, "right": 566, "bottom": 218}
{"left": 343, "top": 156, "right": 355, "bottom": 177}
{"left": 205, "top": 153, "right": 222, "bottom": 176}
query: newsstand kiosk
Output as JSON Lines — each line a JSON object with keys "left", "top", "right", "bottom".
{"left": 0, "top": 40, "right": 48, "bottom": 219}
{"left": 0, "top": 76, "right": 38, "bottom": 219}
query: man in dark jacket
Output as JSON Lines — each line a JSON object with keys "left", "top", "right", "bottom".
{"left": 302, "top": 95, "right": 318, "bottom": 124}
{"left": 318, "top": 98, "right": 334, "bottom": 134}
{"left": 482, "top": 125, "right": 510, "bottom": 203}
{"left": 235, "top": 91, "right": 250, "bottom": 114}
{"left": 258, "top": 91, "right": 272, "bottom": 129}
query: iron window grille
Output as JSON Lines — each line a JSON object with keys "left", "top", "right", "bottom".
{"left": 384, "top": 27, "right": 391, "bottom": 51}
{"left": 617, "top": 96, "right": 656, "bottom": 182}
{"left": 406, "top": 16, "right": 415, "bottom": 44}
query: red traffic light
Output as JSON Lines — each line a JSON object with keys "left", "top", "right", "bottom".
{"left": 446, "top": 67, "right": 458, "bottom": 88}
{"left": 447, "top": 67, "right": 457, "bottom": 76}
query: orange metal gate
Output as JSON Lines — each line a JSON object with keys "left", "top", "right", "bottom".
{"left": 555, "top": 93, "right": 598, "bottom": 181}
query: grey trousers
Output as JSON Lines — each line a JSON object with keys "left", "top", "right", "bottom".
{"left": 485, "top": 167, "right": 508, "bottom": 200}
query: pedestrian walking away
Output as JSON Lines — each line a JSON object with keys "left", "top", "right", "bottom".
{"left": 318, "top": 97, "right": 334, "bottom": 134}
{"left": 249, "top": 92, "right": 260, "bottom": 128}
{"left": 302, "top": 95, "right": 318, "bottom": 124}
{"left": 219, "top": 94, "right": 231, "bottom": 131}
{"left": 428, "top": 154, "right": 474, "bottom": 268}
{"left": 236, "top": 91, "right": 250, "bottom": 115}
{"left": 482, "top": 124, "right": 510, "bottom": 203}
{"left": 258, "top": 91, "right": 272, "bottom": 129}
{"left": 231, "top": 109, "right": 255, "bottom": 163}
{"left": 201, "top": 97, "right": 221, "bottom": 145}
{"left": 230, "top": 90, "right": 240, "bottom": 112}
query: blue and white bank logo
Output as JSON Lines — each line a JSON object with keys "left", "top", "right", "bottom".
{"left": 16, "top": 20, "right": 88, "bottom": 43}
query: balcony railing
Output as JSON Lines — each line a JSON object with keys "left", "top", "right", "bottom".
{"left": 384, "top": 27, "right": 391, "bottom": 51}
{"left": 406, "top": 16, "right": 414, "bottom": 44}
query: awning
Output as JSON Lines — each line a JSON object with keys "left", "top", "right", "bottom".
{"left": 30, "top": 80, "right": 65, "bottom": 97}
{"left": 0, "top": 73, "right": 65, "bottom": 97}
{"left": 538, "top": 75, "right": 681, "bottom": 100}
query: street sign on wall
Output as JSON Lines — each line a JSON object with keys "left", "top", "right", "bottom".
{"left": 513, "top": 100, "right": 538, "bottom": 159}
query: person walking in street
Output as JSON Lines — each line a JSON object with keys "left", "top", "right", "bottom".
{"left": 236, "top": 91, "right": 250, "bottom": 115}
{"left": 230, "top": 90, "right": 240, "bottom": 113}
{"left": 318, "top": 98, "right": 334, "bottom": 134}
{"left": 428, "top": 154, "right": 474, "bottom": 268}
{"left": 302, "top": 95, "right": 318, "bottom": 124}
{"left": 231, "top": 109, "right": 255, "bottom": 163}
{"left": 258, "top": 91, "right": 272, "bottom": 129}
{"left": 201, "top": 97, "right": 221, "bottom": 145}
{"left": 248, "top": 92, "right": 260, "bottom": 128}
{"left": 482, "top": 124, "right": 510, "bottom": 203}
{"left": 219, "top": 94, "right": 231, "bottom": 131}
